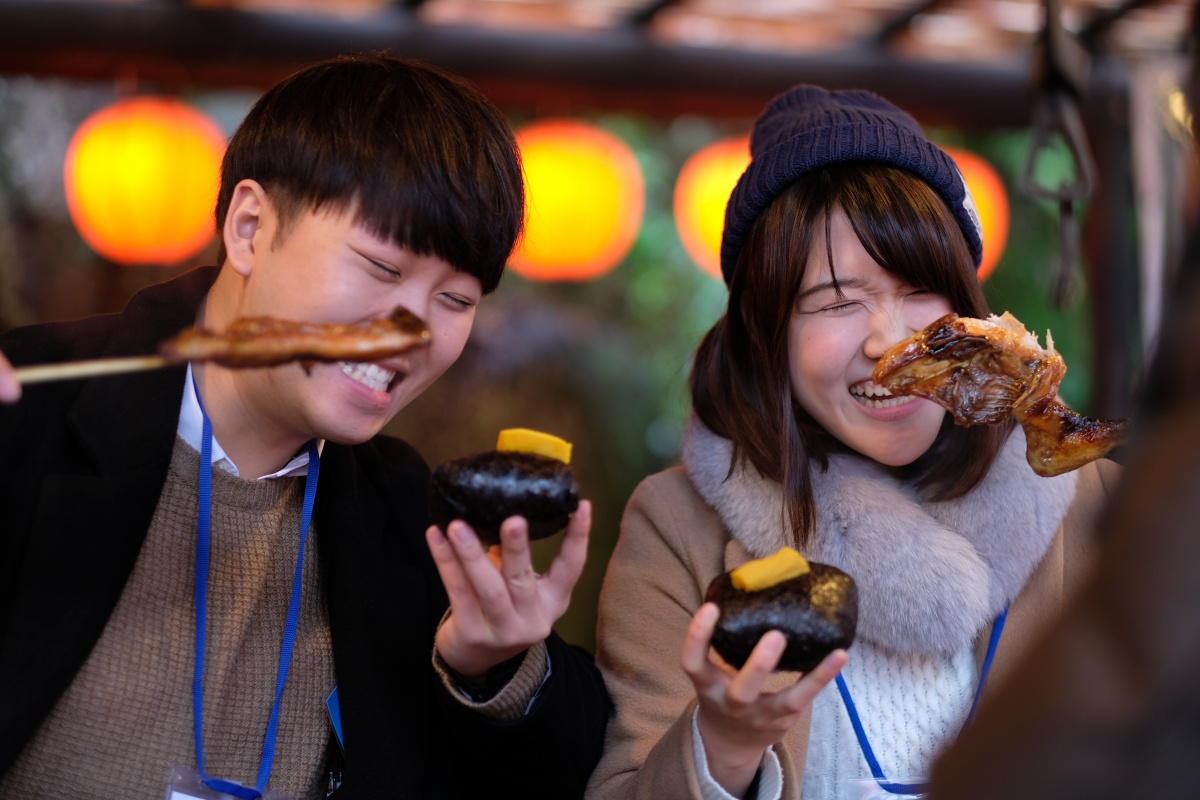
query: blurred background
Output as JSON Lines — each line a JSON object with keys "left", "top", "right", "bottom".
{"left": 0, "top": 0, "right": 1195, "bottom": 650}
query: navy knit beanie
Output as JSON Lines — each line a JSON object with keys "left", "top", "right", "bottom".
{"left": 719, "top": 85, "right": 985, "bottom": 285}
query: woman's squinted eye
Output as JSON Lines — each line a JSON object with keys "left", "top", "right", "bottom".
{"left": 817, "top": 300, "right": 859, "bottom": 314}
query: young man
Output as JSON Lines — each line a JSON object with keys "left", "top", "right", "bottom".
{"left": 0, "top": 55, "right": 608, "bottom": 799}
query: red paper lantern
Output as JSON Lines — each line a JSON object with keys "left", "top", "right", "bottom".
{"left": 64, "top": 96, "right": 226, "bottom": 265}
{"left": 673, "top": 135, "right": 750, "bottom": 279}
{"left": 944, "top": 147, "right": 1010, "bottom": 282}
{"left": 510, "top": 119, "right": 644, "bottom": 282}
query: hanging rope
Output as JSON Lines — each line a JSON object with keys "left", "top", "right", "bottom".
{"left": 1021, "top": 0, "right": 1097, "bottom": 308}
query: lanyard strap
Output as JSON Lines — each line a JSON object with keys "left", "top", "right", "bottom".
{"left": 835, "top": 606, "right": 1009, "bottom": 796}
{"left": 192, "top": 396, "right": 321, "bottom": 799}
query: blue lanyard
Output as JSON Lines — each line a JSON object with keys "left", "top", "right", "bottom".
{"left": 834, "top": 606, "right": 1009, "bottom": 796}
{"left": 192, "top": 394, "right": 321, "bottom": 800}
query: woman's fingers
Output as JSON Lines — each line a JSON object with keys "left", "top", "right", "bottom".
{"left": 681, "top": 603, "right": 724, "bottom": 684}
{"left": 770, "top": 648, "right": 850, "bottom": 716}
{"left": 726, "top": 630, "right": 786, "bottom": 705}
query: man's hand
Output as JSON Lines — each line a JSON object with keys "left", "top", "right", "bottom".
{"left": 0, "top": 351, "right": 20, "bottom": 403}
{"left": 427, "top": 500, "right": 591, "bottom": 679}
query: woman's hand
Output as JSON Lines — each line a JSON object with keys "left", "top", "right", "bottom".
{"left": 0, "top": 351, "right": 19, "bottom": 403}
{"left": 427, "top": 500, "right": 591, "bottom": 680}
{"left": 683, "top": 602, "right": 848, "bottom": 798}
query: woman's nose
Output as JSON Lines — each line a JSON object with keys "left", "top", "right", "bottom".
{"left": 863, "top": 309, "right": 909, "bottom": 360}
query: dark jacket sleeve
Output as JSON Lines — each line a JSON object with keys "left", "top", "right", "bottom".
{"left": 436, "top": 632, "right": 612, "bottom": 800}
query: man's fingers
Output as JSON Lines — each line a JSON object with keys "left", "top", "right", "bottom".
{"left": 541, "top": 500, "right": 591, "bottom": 602}
{"left": 497, "top": 516, "right": 537, "bottom": 590}
{"left": 425, "top": 525, "right": 483, "bottom": 617}
{"left": 443, "top": 521, "right": 514, "bottom": 615}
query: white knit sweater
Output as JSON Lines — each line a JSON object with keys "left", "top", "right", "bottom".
{"left": 802, "top": 640, "right": 976, "bottom": 799}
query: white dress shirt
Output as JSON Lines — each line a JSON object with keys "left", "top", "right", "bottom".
{"left": 177, "top": 364, "right": 322, "bottom": 480}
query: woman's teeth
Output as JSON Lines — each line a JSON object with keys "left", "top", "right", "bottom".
{"left": 850, "top": 384, "right": 913, "bottom": 409}
{"left": 340, "top": 362, "right": 395, "bottom": 392}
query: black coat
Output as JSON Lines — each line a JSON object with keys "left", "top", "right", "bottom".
{"left": 0, "top": 267, "right": 610, "bottom": 798}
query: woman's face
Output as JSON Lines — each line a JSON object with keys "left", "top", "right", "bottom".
{"left": 788, "top": 210, "right": 953, "bottom": 466}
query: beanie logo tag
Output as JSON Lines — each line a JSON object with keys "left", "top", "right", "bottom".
{"left": 954, "top": 166, "right": 985, "bottom": 248}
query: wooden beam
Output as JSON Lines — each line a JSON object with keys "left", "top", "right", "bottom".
{"left": 0, "top": 0, "right": 1041, "bottom": 127}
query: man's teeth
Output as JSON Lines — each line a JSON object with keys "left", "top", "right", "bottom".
{"left": 340, "top": 362, "right": 395, "bottom": 392}
{"left": 850, "top": 384, "right": 912, "bottom": 408}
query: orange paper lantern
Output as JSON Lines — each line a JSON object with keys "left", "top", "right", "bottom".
{"left": 673, "top": 135, "right": 751, "bottom": 280}
{"left": 510, "top": 119, "right": 644, "bottom": 282}
{"left": 64, "top": 96, "right": 226, "bottom": 265}
{"left": 944, "top": 147, "right": 1010, "bottom": 282}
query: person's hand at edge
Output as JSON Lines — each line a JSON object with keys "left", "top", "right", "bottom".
{"left": 0, "top": 350, "right": 20, "bottom": 403}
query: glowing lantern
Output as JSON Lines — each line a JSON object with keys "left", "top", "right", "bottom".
{"left": 510, "top": 119, "right": 644, "bottom": 282}
{"left": 64, "top": 96, "right": 226, "bottom": 265}
{"left": 673, "top": 135, "right": 750, "bottom": 280}
{"left": 944, "top": 147, "right": 1010, "bottom": 282}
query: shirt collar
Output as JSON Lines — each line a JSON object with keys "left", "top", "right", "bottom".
{"left": 178, "top": 364, "right": 322, "bottom": 480}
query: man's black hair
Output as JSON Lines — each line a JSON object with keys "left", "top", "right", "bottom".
{"left": 215, "top": 53, "right": 524, "bottom": 293}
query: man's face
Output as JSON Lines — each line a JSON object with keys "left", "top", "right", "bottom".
{"left": 230, "top": 202, "right": 481, "bottom": 448}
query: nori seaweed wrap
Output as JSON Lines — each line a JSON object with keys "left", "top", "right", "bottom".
{"left": 705, "top": 561, "right": 858, "bottom": 673}
{"left": 429, "top": 449, "right": 580, "bottom": 545}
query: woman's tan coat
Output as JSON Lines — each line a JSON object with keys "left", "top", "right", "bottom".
{"left": 586, "top": 455, "right": 1120, "bottom": 799}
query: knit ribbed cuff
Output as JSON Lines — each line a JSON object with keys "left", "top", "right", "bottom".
{"left": 431, "top": 621, "right": 550, "bottom": 721}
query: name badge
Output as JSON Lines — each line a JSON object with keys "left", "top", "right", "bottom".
{"left": 165, "top": 765, "right": 294, "bottom": 800}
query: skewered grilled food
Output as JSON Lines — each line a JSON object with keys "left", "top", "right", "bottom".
{"left": 706, "top": 547, "right": 858, "bottom": 673}
{"left": 872, "top": 312, "right": 1128, "bottom": 477}
{"left": 428, "top": 428, "right": 580, "bottom": 546}
{"left": 13, "top": 307, "right": 432, "bottom": 387}
{"left": 158, "top": 306, "right": 430, "bottom": 368}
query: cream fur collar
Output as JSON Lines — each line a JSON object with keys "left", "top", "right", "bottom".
{"left": 681, "top": 418, "right": 1079, "bottom": 655}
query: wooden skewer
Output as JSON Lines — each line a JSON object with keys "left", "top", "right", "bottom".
{"left": 14, "top": 355, "right": 173, "bottom": 385}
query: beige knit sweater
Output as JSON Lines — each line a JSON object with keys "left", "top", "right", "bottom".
{"left": 0, "top": 437, "right": 335, "bottom": 800}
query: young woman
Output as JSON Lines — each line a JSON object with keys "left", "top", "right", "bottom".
{"left": 585, "top": 85, "right": 1120, "bottom": 800}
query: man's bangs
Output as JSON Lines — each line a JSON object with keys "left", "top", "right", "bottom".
{"left": 353, "top": 177, "right": 501, "bottom": 281}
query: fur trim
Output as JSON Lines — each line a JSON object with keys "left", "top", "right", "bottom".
{"left": 681, "top": 418, "right": 1078, "bottom": 655}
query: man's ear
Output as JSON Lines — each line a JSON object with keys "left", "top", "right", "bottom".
{"left": 223, "top": 179, "right": 274, "bottom": 278}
